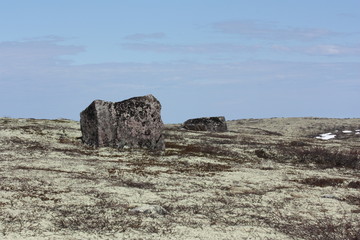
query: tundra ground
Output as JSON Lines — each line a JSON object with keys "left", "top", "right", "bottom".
{"left": 0, "top": 117, "right": 359, "bottom": 239}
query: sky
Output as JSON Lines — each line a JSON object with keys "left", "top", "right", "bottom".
{"left": 0, "top": 1, "right": 359, "bottom": 123}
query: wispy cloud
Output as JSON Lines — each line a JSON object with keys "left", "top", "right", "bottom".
{"left": 1, "top": 38, "right": 358, "bottom": 86}
{"left": 213, "top": 20, "right": 337, "bottom": 41}
{"left": 0, "top": 37, "right": 84, "bottom": 68}
{"left": 271, "top": 44, "right": 360, "bottom": 56}
{"left": 122, "top": 42, "right": 260, "bottom": 54}
{"left": 1, "top": 39, "right": 357, "bottom": 86}
{"left": 303, "top": 44, "right": 360, "bottom": 56}
{"left": 0, "top": 38, "right": 359, "bottom": 121}
{"left": 123, "top": 32, "right": 166, "bottom": 41}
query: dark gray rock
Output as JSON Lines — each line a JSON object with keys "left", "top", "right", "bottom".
{"left": 183, "top": 116, "right": 228, "bottom": 132}
{"left": 80, "top": 94, "right": 164, "bottom": 150}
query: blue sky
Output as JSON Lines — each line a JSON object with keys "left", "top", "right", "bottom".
{"left": 0, "top": 1, "right": 359, "bottom": 123}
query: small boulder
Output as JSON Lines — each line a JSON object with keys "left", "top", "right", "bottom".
{"left": 80, "top": 94, "right": 164, "bottom": 150}
{"left": 183, "top": 116, "right": 228, "bottom": 132}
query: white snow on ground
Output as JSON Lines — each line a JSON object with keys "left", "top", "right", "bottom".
{"left": 316, "top": 132, "right": 336, "bottom": 140}
{"left": 342, "top": 130, "right": 352, "bottom": 133}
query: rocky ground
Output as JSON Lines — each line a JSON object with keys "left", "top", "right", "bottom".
{"left": 0, "top": 117, "right": 359, "bottom": 240}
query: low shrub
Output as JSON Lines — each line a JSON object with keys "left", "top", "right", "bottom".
{"left": 277, "top": 145, "right": 360, "bottom": 169}
{"left": 267, "top": 205, "right": 360, "bottom": 240}
{"left": 297, "top": 177, "right": 345, "bottom": 187}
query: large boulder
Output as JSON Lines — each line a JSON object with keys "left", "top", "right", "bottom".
{"left": 183, "top": 116, "right": 228, "bottom": 132}
{"left": 80, "top": 94, "right": 164, "bottom": 150}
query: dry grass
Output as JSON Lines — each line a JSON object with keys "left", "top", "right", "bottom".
{"left": 297, "top": 177, "right": 346, "bottom": 187}
{"left": 267, "top": 206, "right": 360, "bottom": 240}
{"left": 281, "top": 146, "right": 360, "bottom": 169}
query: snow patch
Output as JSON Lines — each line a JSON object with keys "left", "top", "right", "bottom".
{"left": 316, "top": 133, "right": 336, "bottom": 140}
{"left": 342, "top": 130, "right": 352, "bottom": 133}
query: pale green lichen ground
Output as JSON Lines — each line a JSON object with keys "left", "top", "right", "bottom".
{"left": 0, "top": 117, "right": 359, "bottom": 239}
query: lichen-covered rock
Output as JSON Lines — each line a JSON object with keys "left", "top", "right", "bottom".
{"left": 80, "top": 95, "right": 164, "bottom": 150}
{"left": 183, "top": 116, "right": 228, "bottom": 132}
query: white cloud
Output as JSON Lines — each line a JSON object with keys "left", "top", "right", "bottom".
{"left": 304, "top": 44, "right": 360, "bottom": 56}
{"left": 271, "top": 44, "right": 360, "bottom": 56}
{"left": 0, "top": 37, "right": 83, "bottom": 61}
{"left": 213, "top": 20, "right": 337, "bottom": 41}
{"left": 122, "top": 42, "right": 260, "bottom": 54}
{"left": 0, "top": 38, "right": 359, "bottom": 121}
{"left": 123, "top": 32, "right": 166, "bottom": 41}
{"left": 0, "top": 37, "right": 84, "bottom": 75}
{"left": 1, "top": 38, "right": 358, "bottom": 87}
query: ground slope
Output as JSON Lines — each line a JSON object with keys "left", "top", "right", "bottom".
{"left": 0, "top": 117, "right": 359, "bottom": 240}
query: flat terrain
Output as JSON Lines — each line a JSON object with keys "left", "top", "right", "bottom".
{"left": 0, "top": 117, "right": 359, "bottom": 240}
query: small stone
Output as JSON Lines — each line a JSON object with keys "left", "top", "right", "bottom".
{"left": 129, "top": 205, "right": 168, "bottom": 215}
{"left": 321, "top": 194, "right": 342, "bottom": 201}
{"left": 183, "top": 116, "right": 228, "bottom": 132}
